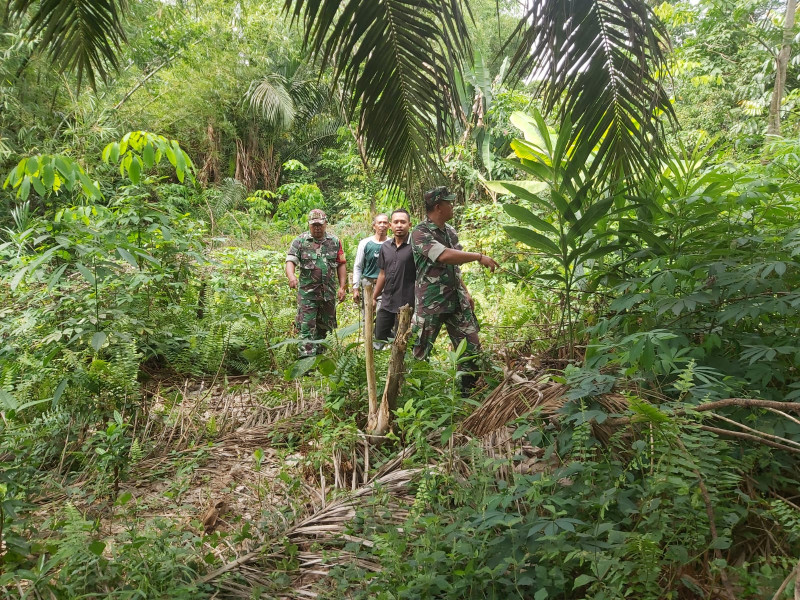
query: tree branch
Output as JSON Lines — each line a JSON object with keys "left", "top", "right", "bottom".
{"left": 113, "top": 48, "right": 189, "bottom": 111}
{"left": 700, "top": 425, "right": 800, "bottom": 455}
{"left": 709, "top": 412, "right": 800, "bottom": 449}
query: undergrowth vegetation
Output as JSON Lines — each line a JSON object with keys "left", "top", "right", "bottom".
{"left": 2, "top": 122, "right": 800, "bottom": 598}
{"left": 2, "top": 0, "right": 800, "bottom": 595}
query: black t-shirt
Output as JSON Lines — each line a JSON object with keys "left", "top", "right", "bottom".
{"left": 377, "top": 236, "right": 415, "bottom": 313}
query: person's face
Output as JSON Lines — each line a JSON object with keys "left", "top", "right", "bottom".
{"left": 309, "top": 221, "right": 326, "bottom": 239}
{"left": 391, "top": 213, "right": 410, "bottom": 238}
{"left": 373, "top": 216, "right": 389, "bottom": 236}
{"left": 436, "top": 200, "right": 453, "bottom": 221}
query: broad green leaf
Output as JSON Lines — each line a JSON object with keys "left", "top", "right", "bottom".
{"left": 19, "top": 177, "right": 30, "bottom": 200}
{"left": 4, "top": 161, "right": 24, "bottom": 188}
{"left": 580, "top": 244, "right": 623, "bottom": 262}
{"left": 54, "top": 156, "right": 72, "bottom": 177}
{"left": 76, "top": 262, "right": 95, "bottom": 285}
{"left": 142, "top": 143, "right": 155, "bottom": 169}
{"left": 286, "top": 356, "right": 316, "bottom": 380}
{"left": 10, "top": 266, "right": 27, "bottom": 291}
{"left": 552, "top": 114, "right": 573, "bottom": 170}
{"left": 47, "top": 264, "right": 69, "bottom": 291}
{"left": 317, "top": 356, "right": 336, "bottom": 376}
{"left": 31, "top": 176, "right": 46, "bottom": 196}
{"left": 500, "top": 182, "right": 552, "bottom": 212}
{"left": 115, "top": 491, "right": 133, "bottom": 506}
{"left": 173, "top": 142, "right": 187, "bottom": 182}
{"left": 504, "top": 225, "right": 560, "bottom": 255}
{"left": 25, "top": 156, "right": 39, "bottom": 176}
{"left": 78, "top": 172, "right": 102, "bottom": 199}
{"left": 53, "top": 378, "right": 68, "bottom": 405}
{"left": 511, "top": 111, "right": 551, "bottom": 154}
{"left": 128, "top": 156, "right": 142, "bottom": 184}
{"left": 91, "top": 331, "right": 107, "bottom": 352}
{"left": 573, "top": 574, "right": 596, "bottom": 588}
{"left": 505, "top": 156, "right": 553, "bottom": 183}
{"left": 503, "top": 204, "right": 558, "bottom": 235}
{"left": 335, "top": 322, "right": 361, "bottom": 340}
{"left": 568, "top": 197, "right": 614, "bottom": 241}
{"left": 133, "top": 250, "right": 160, "bottom": 266}
{"left": 42, "top": 163, "right": 55, "bottom": 188}
{"left": 476, "top": 128, "right": 494, "bottom": 174}
{"left": 568, "top": 240, "right": 623, "bottom": 267}
{"left": 88, "top": 541, "right": 106, "bottom": 556}
{"left": 13, "top": 397, "right": 51, "bottom": 412}
{"left": 549, "top": 189, "right": 575, "bottom": 222}
{"left": 482, "top": 179, "right": 548, "bottom": 196}
{"left": 510, "top": 138, "right": 548, "bottom": 162}
{"left": 117, "top": 247, "right": 139, "bottom": 269}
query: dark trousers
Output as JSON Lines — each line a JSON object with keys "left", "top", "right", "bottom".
{"left": 375, "top": 308, "right": 399, "bottom": 343}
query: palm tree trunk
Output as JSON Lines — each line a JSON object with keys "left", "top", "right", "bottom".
{"left": 767, "top": 0, "right": 797, "bottom": 139}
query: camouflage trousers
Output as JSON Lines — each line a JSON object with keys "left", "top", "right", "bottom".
{"left": 295, "top": 293, "right": 337, "bottom": 358}
{"left": 411, "top": 309, "right": 481, "bottom": 362}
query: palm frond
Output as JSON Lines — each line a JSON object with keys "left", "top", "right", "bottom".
{"left": 282, "top": 116, "right": 343, "bottom": 160}
{"left": 505, "top": 0, "right": 676, "bottom": 182}
{"left": 13, "top": 0, "right": 127, "bottom": 89}
{"left": 284, "top": 0, "right": 472, "bottom": 188}
{"left": 246, "top": 74, "right": 296, "bottom": 132}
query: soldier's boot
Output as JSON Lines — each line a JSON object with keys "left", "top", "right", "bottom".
{"left": 459, "top": 372, "right": 478, "bottom": 395}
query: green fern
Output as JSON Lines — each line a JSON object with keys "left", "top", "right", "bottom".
{"left": 768, "top": 499, "right": 800, "bottom": 542}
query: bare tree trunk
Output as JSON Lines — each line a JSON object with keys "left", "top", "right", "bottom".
{"left": 766, "top": 0, "right": 797, "bottom": 139}
{"left": 369, "top": 305, "right": 413, "bottom": 437}
{"left": 336, "top": 84, "right": 377, "bottom": 215}
{"left": 363, "top": 283, "right": 379, "bottom": 430}
{"left": 198, "top": 122, "right": 222, "bottom": 187}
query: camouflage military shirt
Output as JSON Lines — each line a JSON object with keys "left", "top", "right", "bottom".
{"left": 286, "top": 232, "right": 346, "bottom": 302}
{"left": 410, "top": 217, "right": 470, "bottom": 315}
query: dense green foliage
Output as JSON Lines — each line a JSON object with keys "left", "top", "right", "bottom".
{"left": 1, "top": 0, "right": 800, "bottom": 598}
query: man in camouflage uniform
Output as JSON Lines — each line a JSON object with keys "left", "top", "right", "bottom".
{"left": 411, "top": 186, "right": 498, "bottom": 387}
{"left": 285, "top": 209, "right": 347, "bottom": 357}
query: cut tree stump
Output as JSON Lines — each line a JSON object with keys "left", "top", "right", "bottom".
{"left": 368, "top": 304, "right": 412, "bottom": 437}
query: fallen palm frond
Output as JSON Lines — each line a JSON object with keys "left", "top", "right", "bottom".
{"left": 459, "top": 369, "right": 628, "bottom": 440}
{"left": 460, "top": 371, "right": 568, "bottom": 437}
{"left": 198, "top": 468, "right": 422, "bottom": 594}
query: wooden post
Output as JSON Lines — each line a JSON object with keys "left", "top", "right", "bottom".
{"left": 369, "top": 304, "right": 412, "bottom": 436}
{"left": 363, "top": 282, "right": 378, "bottom": 429}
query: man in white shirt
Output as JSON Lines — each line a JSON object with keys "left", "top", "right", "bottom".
{"left": 352, "top": 213, "right": 389, "bottom": 302}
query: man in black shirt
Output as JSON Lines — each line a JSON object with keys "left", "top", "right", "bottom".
{"left": 373, "top": 209, "right": 415, "bottom": 346}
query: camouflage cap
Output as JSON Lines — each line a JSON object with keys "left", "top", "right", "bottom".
{"left": 423, "top": 186, "right": 456, "bottom": 211}
{"left": 308, "top": 209, "right": 328, "bottom": 224}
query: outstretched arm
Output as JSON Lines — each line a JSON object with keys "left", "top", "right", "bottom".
{"left": 437, "top": 249, "right": 499, "bottom": 271}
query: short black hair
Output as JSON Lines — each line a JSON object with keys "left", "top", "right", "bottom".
{"left": 390, "top": 208, "right": 411, "bottom": 221}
